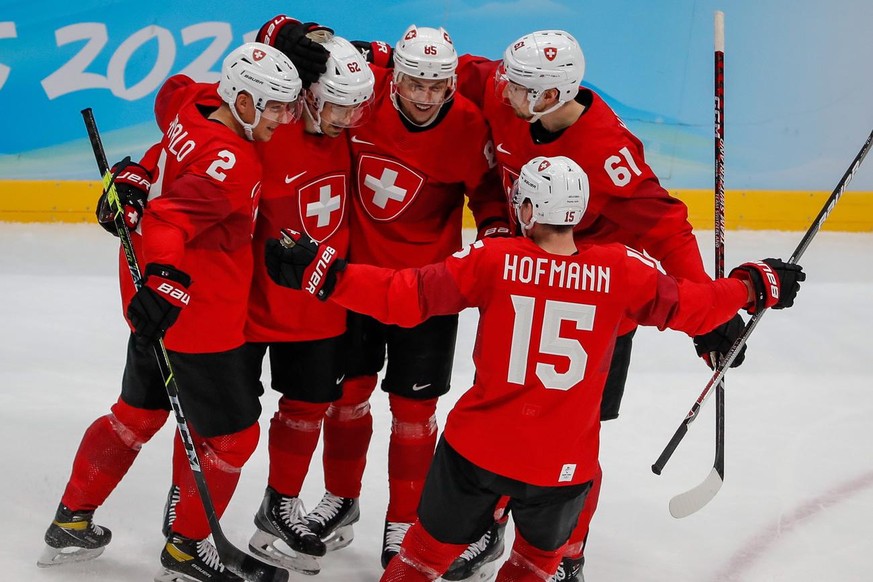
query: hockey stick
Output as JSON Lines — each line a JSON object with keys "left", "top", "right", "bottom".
{"left": 81, "top": 108, "right": 289, "bottom": 582}
{"left": 667, "top": 10, "right": 727, "bottom": 519}
{"left": 652, "top": 126, "right": 873, "bottom": 479}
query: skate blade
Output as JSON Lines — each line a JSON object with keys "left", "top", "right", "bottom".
{"left": 37, "top": 544, "right": 105, "bottom": 567}
{"left": 441, "top": 561, "right": 497, "bottom": 582}
{"left": 323, "top": 525, "right": 355, "bottom": 552}
{"left": 248, "top": 530, "right": 321, "bottom": 575}
{"left": 153, "top": 567, "right": 195, "bottom": 582}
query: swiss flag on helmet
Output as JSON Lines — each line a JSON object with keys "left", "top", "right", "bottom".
{"left": 253, "top": 48, "right": 266, "bottom": 61}
{"left": 544, "top": 47, "right": 557, "bottom": 61}
{"left": 538, "top": 159, "right": 552, "bottom": 172}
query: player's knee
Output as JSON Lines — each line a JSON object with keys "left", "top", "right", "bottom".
{"left": 327, "top": 375, "right": 377, "bottom": 421}
{"left": 389, "top": 395, "right": 437, "bottom": 439}
{"left": 274, "top": 397, "right": 328, "bottom": 432}
{"left": 108, "top": 398, "right": 169, "bottom": 449}
{"left": 202, "top": 422, "right": 260, "bottom": 471}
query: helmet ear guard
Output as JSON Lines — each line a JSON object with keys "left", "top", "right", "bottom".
{"left": 217, "top": 42, "right": 303, "bottom": 139}
{"left": 512, "top": 155, "right": 589, "bottom": 229}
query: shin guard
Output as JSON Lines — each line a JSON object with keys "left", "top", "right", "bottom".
{"left": 61, "top": 399, "right": 168, "bottom": 511}
{"left": 386, "top": 394, "right": 438, "bottom": 523}
{"left": 267, "top": 397, "right": 329, "bottom": 496}
{"left": 169, "top": 422, "right": 259, "bottom": 539}
{"left": 322, "top": 375, "right": 376, "bottom": 498}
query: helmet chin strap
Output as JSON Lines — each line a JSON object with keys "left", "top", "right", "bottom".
{"left": 514, "top": 204, "right": 537, "bottom": 233}
{"left": 229, "top": 101, "right": 260, "bottom": 141}
{"left": 303, "top": 96, "right": 325, "bottom": 135}
{"left": 526, "top": 91, "right": 563, "bottom": 124}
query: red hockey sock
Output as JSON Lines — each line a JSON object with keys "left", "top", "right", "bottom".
{"left": 267, "top": 398, "right": 329, "bottom": 497}
{"left": 169, "top": 423, "right": 259, "bottom": 539}
{"left": 496, "top": 531, "right": 565, "bottom": 582}
{"left": 61, "top": 398, "right": 167, "bottom": 511}
{"left": 380, "top": 521, "right": 466, "bottom": 582}
{"left": 322, "top": 375, "right": 376, "bottom": 498}
{"left": 386, "top": 394, "right": 438, "bottom": 523}
{"left": 564, "top": 462, "right": 602, "bottom": 558}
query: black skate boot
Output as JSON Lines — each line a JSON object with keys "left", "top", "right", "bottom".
{"left": 550, "top": 555, "right": 584, "bottom": 582}
{"left": 442, "top": 519, "right": 506, "bottom": 582}
{"left": 380, "top": 520, "right": 412, "bottom": 569}
{"left": 37, "top": 503, "right": 112, "bottom": 567}
{"left": 305, "top": 491, "right": 360, "bottom": 552}
{"left": 248, "top": 487, "right": 325, "bottom": 574}
{"left": 155, "top": 533, "right": 243, "bottom": 582}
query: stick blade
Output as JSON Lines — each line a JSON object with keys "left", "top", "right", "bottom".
{"left": 217, "top": 539, "right": 290, "bottom": 582}
{"left": 668, "top": 467, "right": 724, "bottom": 519}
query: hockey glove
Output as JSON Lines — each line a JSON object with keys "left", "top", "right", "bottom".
{"left": 729, "top": 258, "right": 805, "bottom": 314}
{"left": 96, "top": 160, "right": 151, "bottom": 236}
{"left": 265, "top": 229, "right": 346, "bottom": 300}
{"left": 693, "top": 313, "right": 747, "bottom": 369}
{"left": 351, "top": 40, "right": 394, "bottom": 67}
{"left": 476, "top": 217, "right": 513, "bottom": 240}
{"left": 127, "top": 263, "right": 191, "bottom": 348}
{"left": 257, "top": 15, "right": 332, "bottom": 87}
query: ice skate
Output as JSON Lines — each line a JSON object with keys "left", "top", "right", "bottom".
{"left": 305, "top": 491, "right": 360, "bottom": 552}
{"left": 441, "top": 519, "right": 506, "bottom": 582}
{"left": 154, "top": 533, "right": 243, "bottom": 582}
{"left": 37, "top": 504, "right": 112, "bottom": 567}
{"left": 248, "top": 487, "right": 324, "bottom": 575}
{"left": 549, "top": 555, "right": 584, "bottom": 582}
{"left": 380, "top": 520, "right": 412, "bottom": 568}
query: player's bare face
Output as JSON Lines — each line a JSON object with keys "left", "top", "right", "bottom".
{"left": 395, "top": 76, "right": 452, "bottom": 124}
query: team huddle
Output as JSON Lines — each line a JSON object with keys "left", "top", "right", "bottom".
{"left": 38, "top": 14, "right": 806, "bottom": 582}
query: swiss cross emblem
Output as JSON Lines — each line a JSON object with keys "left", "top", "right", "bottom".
{"left": 405, "top": 29, "right": 417, "bottom": 40}
{"left": 538, "top": 159, "right": 551, "bottom": 172}
{"left": 297, "top": 174, "right": 347, "bottom": 242}
{"left": 544, "top": 46, "right": 557, "bottom": 61}
{"left": 252, "top": 48, "right": 266, "bottom": 61}
{"left": 443, "top": 31, "right": 453, "bottom": 44}
{"left": 356, "top": 154, "right": 425, "bottom": 222}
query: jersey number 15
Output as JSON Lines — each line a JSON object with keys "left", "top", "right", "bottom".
{"left": 507, "top": 295, "right": 594, "bottom": 391}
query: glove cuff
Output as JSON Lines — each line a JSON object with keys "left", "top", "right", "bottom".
{"left": 145, "top": 263, "right": 191, "bottom": 288}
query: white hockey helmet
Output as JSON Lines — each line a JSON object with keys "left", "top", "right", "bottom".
{"left": 512, "top": 155, "right": 589, "bottom": 229}
{"left": 393, "top": 25, "right": 458, "bottom": 80}
{"left": 306, "top": 36, "right": 376, "bottom": 132}
{"left": 217, "top": 42, "right": 303, "bottom": 139}
{"left": 498, "top": 30, "right": 585, "bottom": 120}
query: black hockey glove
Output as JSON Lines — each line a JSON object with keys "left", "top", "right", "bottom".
{"left": 351, "top": 40, "right": 394, "bottom": 67}
{"left": 127, "top": 263, "right": 191, "bottom": 349}
{"left": 729, "top": 258, "right": 805, "bottom": 314}
{"left": 96, "top": 160, "right": 151, "bottom": 236}
{"left": 257, "top": 15, "right": 332, "bottom": 87}
{"left": 476, "top": 217, "right": 513, "bottom": 240}
{"left": 265, "top": 229, "right": 346, "bottom": 300}
{"left": 693, "top": 313, "right": 747, "bottom": 369}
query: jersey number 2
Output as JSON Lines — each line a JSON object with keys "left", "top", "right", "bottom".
{"left": 507, "top": 296, "right": 594, "bottom": 391}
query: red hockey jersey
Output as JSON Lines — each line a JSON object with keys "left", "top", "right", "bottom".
{"left": 328, "top": 237, "right": 748, "bottom": 486}
{"left": 346, "top": 66, "right": 506, "bottom": 269}
{"left": 246, "top": 122, "right": 352, "bottom": 342}
{"left": 456, "top": 56, "right": 708, "bottom": 284}
{"left": 120, "top": 75, "right": 262, "bottom": 354}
